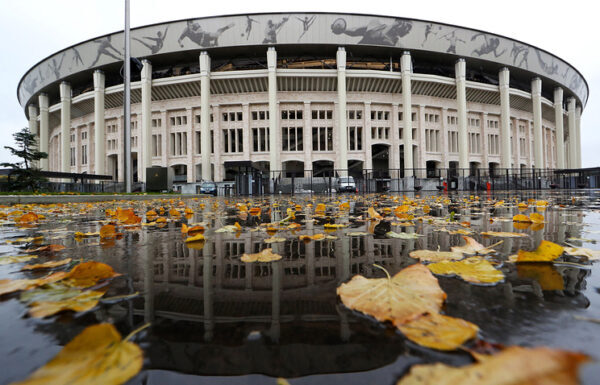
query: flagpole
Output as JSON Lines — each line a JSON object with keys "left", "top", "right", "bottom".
{"left": 123, "top": 0, "right": 132, "bottom": 193}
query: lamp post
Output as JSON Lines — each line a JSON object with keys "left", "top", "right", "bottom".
{"left": 123, "top": 0, "right": 132, "bottom": 193}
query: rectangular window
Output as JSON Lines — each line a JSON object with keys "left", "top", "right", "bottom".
{"left": 81, "top": 145, "right": 87, "bottom": 165}
{"left": 70, "top": 147, "right": 76, "bottom": 166}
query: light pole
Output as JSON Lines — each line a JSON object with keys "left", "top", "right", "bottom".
{"left": 123, "top": 0, "right": 132, "bottom": 193}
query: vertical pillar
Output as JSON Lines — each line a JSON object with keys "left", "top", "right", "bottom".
{"left": 337, "top": 47, "right": 348, "bottom": 176}
{"left": 575, "top": 105, "right": 582, "bottom": 168}
{"left": 417, "top": 105, "right": 426, "bottom": 170}
{"left": 160, "top": 110, "right": 168, "bottom": 166}
{"left": 28, "top": 105, "right": 38, "bottom": 167}
{"left": 141, "top": 60, "right": 152, "bottom": 181}
{"left": 186, "top": 107, "right": 194, "bottom": 182}
{"left": 212, "top": 105, "right": 222, "bottom": 182}
{"left": 303, "top": 101, "right": 312, "bottom": 177}
{"left": 267, "top": 47, "right": 280, "bottom": 182}
{"left": 401, "top": 52, "right": 413, "bottom": 177}
{"left": 554, "top": 87, "right": 564, "bottom": 169}
{"left": 364, "top": 102, "right": 373, "bottom": 171}
{"left": 60, "top": 82, "right": 71, "bottom": 173}
{"left": 200, "top": 51, "right": 211, "bottom": 181}
{"left": 532, "top": 78, "right": 543, "bottom": 169}
{"left": 93, "top": 71, "right": 106, "bottom": 176}
{"left": 481, "top": 112, "right": 489, "bottom": 169}
{"left": 499, "top": 68, "right": 511, "bottom": 169}
{"left": 390, "top": 103, "right": 400, "bottom": 171}
{"left": 455, "top": 59, "right": 468, "bottom": 170}
{"left": 567, "top": 97, "right": 576, "bottom": 168}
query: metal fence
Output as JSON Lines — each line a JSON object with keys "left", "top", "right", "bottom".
{"left": 0, "top": 181, "right": 145, "bottom": 194}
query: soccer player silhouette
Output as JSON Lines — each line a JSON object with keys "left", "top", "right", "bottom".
{"left": 134, "top": 26, "right": 169, "bottom": 54}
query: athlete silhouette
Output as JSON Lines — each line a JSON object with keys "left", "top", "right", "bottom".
{"left": 49, "top": 53, "right": 65, "bottom": 80}
{"left": 134, "top": 26, "right": 169, "bottom": 54}
{"left": 510, "top": 43, "right": 529, "bottom": 68}
{"left": 535, "top": 50, "right": 559, "bottom": 75}
{"left": 90, "top": 36, "right": 121, "bottom": 67}
{"left": 471, "top": 34, "right": 506, "bottom": 58}
{"left": 71, "top": 47, "right": 84, "bottom": 68}
{"left": 178, "top": 20, "right": 234, "bottom": 47}
{"left": 422, "top": 23, "right": 442, "bottom": 47}
{"left": 440, "top": 30, "right": 465, "bottom": 54}
{"left": 296, "top": 15, "right": 316, "bottom": 42}
{"left": 244, "top": 16, "right": 259, "bottom": 40}
{"left": 263, "top": 17, "right": 289, "bottom": 44}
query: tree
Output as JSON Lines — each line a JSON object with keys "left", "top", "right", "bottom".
{"left": 1, "top": 127, "right": 48, "bottom": 191}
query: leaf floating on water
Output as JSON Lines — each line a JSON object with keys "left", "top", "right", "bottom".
{"left": 529, "top": 212, "right": 545, "bottom": 224}
{"left": 241, "top": 248, "right": 282, "bottom": 263}
{"left": 347, "top": 232, "right": 369, "bottom": 237}
{"left": 0, "top": 255, "right": 37, "bottom": 265}
{"left": 25, "top": 244, "right": 66, "bottom": 253}
{"left": 512, "top": 214, "right": 532, "bottom": 223}
{"left": 428, "top": 257, "right": 504, "bottom": 285}
{"left": 409, "top": 250, "right": 464, "bottom": 263}
{"left": 264, "top": 236, "right": 286, "bottom": 244}
{"left": 396, "top": 346, "right": 589, "bottom": 385}
{"left": 368, "top": 207, "right": 383, "bottom": 220}
{"left": 395, "top": 312, "right": 479, "bottom": 351}
{"left": 63, "top": 261, "right": 121, "bottom": 288}
{"left": 509, "top": 240, "right": 564, "bottom": 263}
{"left": 337, "top": 264, "right": 446, "bottom": 325}
{"left": 0, "top": 272, "right": 68, "bottom": 296}
{"left": 386, "top": 231, "right": 422, "bottom": 239}
{"left": 480, "top": 231, "right": 528, "bottom": 238}
{"left": 564, "top": 246, "right": 600, "bottom": 261}
{"left": 451, "top": 236, "right": 500, "bottom": 255}
{"left": 21, "top": 284, "right": 106, "bottom": 318}
{"left": 21, "top": 258, "right": 72, "bottom": 271}
{"left": 215, "top": 222, "right": 242, "bottom": 233}
{"left": 11, "top": 323, "right": 145, "bottom": 385}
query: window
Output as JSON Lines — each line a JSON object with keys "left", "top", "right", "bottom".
{"left": 195, "top": 131, "right": 215, "bottom": 154}
{"left": 447, "top": 116, "right": 458, "bottom": 125}
{"left": 70, "top": 147, "right": 76, "bottom": 166}
{"left": 348, "top": 126, "right": 363, "bottom": 151}
{"left": 252, "top": 127, "right": 269, "bottom": 152}
{"left": 282, "top": 109, "right": 303, "bottom": 120}
{"left": 448, "top": 131, "right": 459, "bottom": 153}
{"left": 152, "top": 134, "right": 162, "bottom": 157}
{"left": 425, "top": 129, "right": 440, "bottom": 152}
{"left": 170, "top": 132, "right": 187, "bottom": 156}
{"left": 488, "top": 134, "right": 500, "bottom": 155}
{"left": 487, "top": 120, "right": 499, "bottom": 129}
{"left": 152, "top": 118, "right": 162, "bottom": 128}
{"left": 70, "top": 133, "right": 76, "bottom": 143}
{"left": 81, "top": 131, "right": 87, "bottom": 140}
{"left": 425, "top": 113, "right": 440, "bottom": 123}
{"left": 312, "top": 109, "right": 332, "bottom": 120}
{"left": 81, "top": 145, "right": 87, "bottom": 165}
{"left": 469, "top": 133, "right": 481, "bottom": 153}
{"left": 371, "top": 127, "right": 390, "bottom": 140}
{"left": 170, "top": 114, "right": 187, "bottom": 126}
{"left": 223, "top": 128, "right": 243, "bottom": 153}
{"left": 282, "top": 127, "right": 303, "bottom": 151}
{"left": 312, "top": 127, "right": 333, "bottom": 151}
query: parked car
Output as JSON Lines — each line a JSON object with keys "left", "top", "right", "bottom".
{"left": 336, "top": 176, "right": 357, "bottom": 193}
{"left": 199, "top": 181, "right": 217, "bottom": 196}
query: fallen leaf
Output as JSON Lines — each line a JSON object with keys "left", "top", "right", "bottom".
{"left": 17, "top": 212, "right": 38, "bottom": 224}
{"left": 25, "top": 244, "right": 66, "bottom": 253}
{"left": 184, "top": 234, "right": 205, "bottom": 243}
{"left": 428, "top": 257, "right": 504, "bottom": 285}
{"left": 409, "top": 250, "right": 464, "bottom": 263}
{"left": 21, "top": 258, "right": 72, "bottom": 271}
{"left": 512, "top": 214, "right": 532, "bottom": 223}
{"left": 264, "top": 236, "right": 286, "bottom": 243}
{"left": 451, "top": 236, "right": 499, "bottom": 255}
{"left": 11, "top": 323, "right": 145, "bottom": 385}
{"left": 337, "top": 264, "right": 446, "bottom": 324}
{"left": 396, "top": 312, "right": 479, "bottom": 351}
{"left": 241, "top": 248, "right": 282, "bottom": 262}
{"left": 530, "top": 212, "right": 545, "bottom": 224}
{"left": 368, "top": 207, "right": 383, "bottom": 220}
{"left": 63, "top": 262, "right": 121, "bottom": 288}
{"left": 0, "top": 255, "right": 37, "bottom": 265}
{"left": 480, "top": 231, "right": 528, "bottom": 238}
{"left": 347, "top": 232, "right": 369, "bottom": 237}
{"left": 99, "top": 224, "right": 117, "bottom": 239}
{"left": 564, "top": 246, "right": 600, "bottom": 261}
{"left": 509, "top": 240, "right": 564, "bottom": 263}
{"left": 396, "top": 346, "right": 588, "bottom": 385}
{"left": 22, "top": 285, "right": 106, "bottom": 318}
{"left": 0, "top": 272, "right": 68, "bottom": 296}
{"left": 517, "top": 264, "right": 564, "bottom": 291}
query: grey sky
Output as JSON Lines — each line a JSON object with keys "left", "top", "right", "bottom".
{"left": 1, "top": 0, "right": 597, "bottom": 166}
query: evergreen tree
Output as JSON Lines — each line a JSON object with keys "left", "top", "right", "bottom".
{"left": 1, "top": 128, "right": 48, "bottom": 191}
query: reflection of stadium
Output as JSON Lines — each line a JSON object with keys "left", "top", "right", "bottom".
{"left": 18, "top": 13, "right": 587, "bottom": 187}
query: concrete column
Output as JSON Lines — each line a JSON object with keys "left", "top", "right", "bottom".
{"left": 576, "top": 105, "right": 582, "bottom": 168}
{"left": 212, "top": 104, "right": 222, "bottom": 182}
{"left": 160, "top": 110, "right": 168, "bottom": 166}
{"left": 267, "top": 48, "right": 280, "bottom": 183}
{"left": 532, "top": 78, "right": 543, "bottom": 169}
{"left": 417, "top": 105, "right": 426, "bottom": 170}
{"left": 336, "top": 47, "right": 348, "bottom": 176}
{"left": 455, "top": 59, "right": 468, "bottom": 170}
{"left": 567, "top": 97, "right": 576, "bottom": 168}
{"left": 242, "top": 103, "right": 250, "bottom": 162}
{"left": 60, "top": 82, "right": 71, "bottom": 173}
{"left": 401, "top": 52, "right": 413, "bottom": 177}
{"left": 200, "top": 51, "right": 211, "bottom": 181}
{"left": 499, "top": 68, "right": 511, "bottom": 169}
{"left": 303, "top": 102, "right": 312, "bottom": 176}
{"left": 364, "top": 102, "right": 373, "bottom": 170}
{"left": 93, "top": 71, "right": 106, "bottom": 176}
{"left": 440, "top": 107, "right": 448, "bottom": 167}
{"left": 481, "top": 112, "right": 489, "bottom": 168}
{"left": 554, "top": 88, "right": 564, "bottom": 169}
{"left": 141, "top": 61, "right": 152, "bottom": 182}
{"left": 512, "top": 118, "right": 519, "bottom": 167}
{"left": 28, "top": 105, "right": 38, "bottom": 167}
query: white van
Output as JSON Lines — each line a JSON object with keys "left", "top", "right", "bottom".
{"left": 336, "top": 176, "right": 357, "bottom": 193}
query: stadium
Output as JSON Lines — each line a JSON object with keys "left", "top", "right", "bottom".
{"left": 17, "top": 12, "right": 587, "bottom": 191}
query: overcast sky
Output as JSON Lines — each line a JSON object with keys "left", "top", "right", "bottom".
{"left": 1, "top": 0, "right": 598, "bottom": 166}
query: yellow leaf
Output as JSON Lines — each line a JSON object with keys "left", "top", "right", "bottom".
{"left": 480, "top": 231, "right": 527, "bottom": 238}
{"left": 315, "top": 203, "right": 326, "bottom": 214}
{"left": 21, "top": 258, "right": 72, "bottom": 271}
{"left": 169, "top": 208, "right": 181, "bottom": 217}
{"left": 368, "top": 207, "right": 383, "bottom": 220}
{"left": 512, "top": 214, "right": 532, "bottom": 223}
{"left": 324, "top": 223, "right": 346, "bottom": 229}
{"left": 17, "top": 212, "right": 38, "bottom": 224}
{"left": 63, "top": 262, "right": 121, "bottom": 288}
{"left": 339, "top": 202, "right": 350, "bottom": 210}
{"left": 249, "top": 207, "right": 262, "bottom": 216}
{"left": 511, "top": 240, "right": 564, "bottom": 263}
{"left": 450, "top": 236, "right": 499, "bottom": 255}
{"left": 0, "top": 272, "right": 68, "bottom": 296}
{"left": 564, "top": 246, "right": 600, "bottom": 261}
{"left": 337, "top": 264, "right": 446, "bottom": 325}
{"left": 28, "top": 289, "right": 106, "bottom": 318}
{"left": 409, "top": 250, "right": 464, "bottom": 263}
{"left": 396, "top": 312, "right": 479, "bottom": 351}
{"left": 0, "top": 255, "right": 37, "bottom": 265}
{"left": 428, "top": 257, "right": 504, "bottom": 284}
{"left": 11, "top": 323, "right": 144, "bottom": 385}
{"left": 396, "top": 346, "right": 588, "bottom": 385}
{"left": 517, "top": 264, "right": 564, "bottom": 291}
{"left": 530, "top": 212, "right": 545, "bottom": 224}
{"left": 184, "top": 234, "right": 205, "bottom": 243}
{"left": 264, "top": 237, "right": 286, "bottom": 244}
{"left": 99, "top": 224, "right": 117, "bottom": 239}
{"left": 240, "top": 248, "right": 282, "bottom": 262}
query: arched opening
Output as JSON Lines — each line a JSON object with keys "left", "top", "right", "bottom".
{"left": 449, "top": 161, "right": 459, "bottom": 178}
{"left": 488, "top": 162, "right": 498, "bottom": 177}
{"left": 312, "top": 160, "right": 334, "bottom": 177}
{"left": 282, "top": 160, "right": 304, "bottom": 178}
{"left": 195, "top": 163, "right": 215, "bottom": 182}
{"left": 426, "top": 160, "right": 441, "bottom": 178}
{"left": 348, "top": 160, "right": 364, "bottom": 179}
{"left": 107, "top": 154, "right": 118, "bottom": 181}
{"left": 469, "top": 161, "right": 480, "bottom": 177}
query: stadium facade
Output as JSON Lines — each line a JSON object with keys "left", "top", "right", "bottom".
{"left": 17, "top": 12, "right": 587, "bottom": 185}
